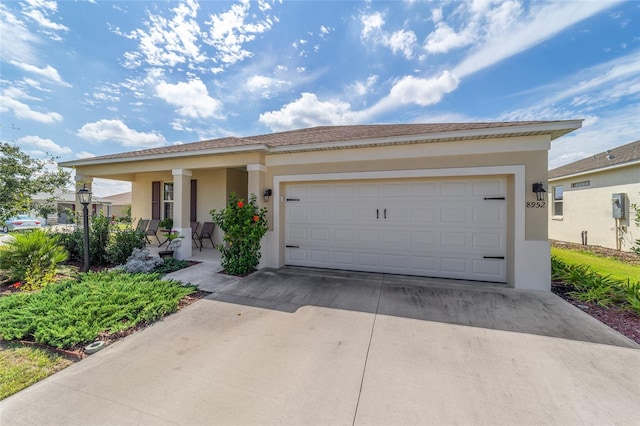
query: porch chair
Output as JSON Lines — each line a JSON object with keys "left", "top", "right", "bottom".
{"left": 190, "top": 221, "right": 200, "bottom": 249}
{"left": 198, "top": 222, "right": 215, "bottom": 251}
{"left": 145, "top": 219, "right": 161, "bottom": 244}
{"left": 135, "top": 219, "right": 149, "bottom": 232}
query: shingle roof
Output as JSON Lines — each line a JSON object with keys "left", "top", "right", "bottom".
{"left": 548, "top": 139, "right": 640, "bottom": 179}
{"left": 101, "top": 192, "right": 131, "bottom": 205}
{"left": 60, "top": 121, "right": 580, "bottom": 167}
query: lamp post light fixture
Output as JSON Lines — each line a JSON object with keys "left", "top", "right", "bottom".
{"left": 77, "top": 184, "right": 92, "bottom": 272}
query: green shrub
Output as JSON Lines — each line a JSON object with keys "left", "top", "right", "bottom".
{"left": 55, "top": 228, "right": 84, "bottom": 262}
{"left": 107, "top": 228, "right": 146, "bottom": 264}
{"left": 0, "top": 230, "right": 68, "bottom": 291}
{"left": 154, "top": 258, "right": 190, "bottom": 274}
{"left": 210, "top": 193, "right": 268, "bottom": 276}
{"left": 89, "top": 213, "right": 110, "bottom": 265}
{"left": 0, "top": 272, "right": 195, "bottom": 348}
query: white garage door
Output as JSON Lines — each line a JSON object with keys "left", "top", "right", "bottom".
{"left": 284, "top": 177, "right": 507, "bottom": 282}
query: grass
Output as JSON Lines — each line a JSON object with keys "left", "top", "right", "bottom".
{"left": 0, "top": 342, "right": 73, "bottom": 400}
{"left": 551, "top": 247, "right": 640, "bottom": 283}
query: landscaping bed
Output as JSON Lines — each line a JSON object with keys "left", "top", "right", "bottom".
{"left": 551, "top": 241, "right": 640, "bottom": 345}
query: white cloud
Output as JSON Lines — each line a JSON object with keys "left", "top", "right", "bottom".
{"left": 260, "top": 70, "right": 460, "bottom": 132}
{"left": 246, "top": 75, "right": 291, "bottom": 98}
{"left": 77, "top": 119, "right": 167, "bottom": 148}
{"left": 124, "top": 0, "right": 205, "bottom": 68}
{"left": 424, "top": 22, "right": 476, "bottom": 54}
{"left": 76, "top": 151, "right": 96, "bottom": 159}
{"left": 20, "top": 0, "right": 69, "bottom": 40}
{"left": 365, "top": 71, "right": 460, "bottom": 116}
{"left": 17, "top": 135, "right": 71, "bottom": 154}
{"left": 453, "top": 1, "right": 621, "bottom": 78}
{"left": 0, "top": 4, "right": 41, "bottom": 63}
{"left": 155, "top": 78, "right": 223, "bottom": 119}
{"left": 0, "top": 88, "right": 63, "bottom": 123}
{"left": 360, "top": 11, "right": 417, "bottom": 59}
{"left": 9, "top": 61, "right": 70, "bottom": 86}
{"left": 361, "top": 11, "right": 384, "bottom": 38}
{"left": 350, "top": 75, "right": 378, "bottom": 97}
{"left": 204, "top": 0, "right": 278, "bottom": 66}
{"left": 259, "top": 92, "right": 356, "bottom": 132}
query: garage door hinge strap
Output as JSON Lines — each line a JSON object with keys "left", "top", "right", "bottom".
{"left": 286, "top": 198, "right": 300, "bottom": 201}
{"left": 484, "top": 197, "right": 505, "bottom": 200}
{"left": 286, "top": 245, "right": 300, "bottom": 248}
{"left": 483, "top": 256, "right": 505, "bottom": 259}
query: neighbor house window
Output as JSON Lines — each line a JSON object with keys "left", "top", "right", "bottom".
{"left": 571, "top": 180, "right": 590, "bottom": 188}
{"left": 553, "top": 185, "right": 563, "bottom": 216}
{"left": 163, "top": 182, "right": 174, "bottom": 219}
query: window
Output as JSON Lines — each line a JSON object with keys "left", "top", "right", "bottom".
{"left": 553, "top": 185, "right": 563, "bottom": 216}
{"left": 163, "top": 182, "right": 174, "bottom": 219}
{"left": 571, "top": 180, "right": 590, "bottom": 188}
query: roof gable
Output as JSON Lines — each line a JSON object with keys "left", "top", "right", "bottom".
{"left": 549, "top": 139, "right": 640, "bottom": 179}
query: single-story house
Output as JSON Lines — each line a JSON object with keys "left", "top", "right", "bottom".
{"left": 32, "top": 190, "right": 111, "bottom": 225}
{"left": 60, "top": 121, "right": 582, "bottom": 291}
{"left": 101, "top": 191, "right": 132, "bottom": 219}
{"left": 548, "top": 139, "right": 640, "bottom": 252}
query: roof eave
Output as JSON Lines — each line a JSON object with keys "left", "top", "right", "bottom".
{"left": 549, "top": 158, "right": 640, "bottom": 181}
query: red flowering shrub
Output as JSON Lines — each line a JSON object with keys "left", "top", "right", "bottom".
{"left": 210, "top": 193, "right": 268, "bottom": 275}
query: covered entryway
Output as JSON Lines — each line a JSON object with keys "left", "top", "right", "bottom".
{"left": 284, "top": 177, "right": 507, "bottom": 282}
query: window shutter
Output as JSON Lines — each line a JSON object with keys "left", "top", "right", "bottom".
{"left": 190, "top": 179, "right": 197, "bottom": 222}
{"left": 151, "top": 181, "right": 160, "bottom": 220}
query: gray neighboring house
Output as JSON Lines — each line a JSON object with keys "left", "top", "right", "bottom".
{"left": 33, "top": 190, "right": 111, "bottom": 225}
{"left": 101, "top": 191, "right": 131, "bottom": 219}
{"left": 548, "top": 139, "right": 640, "bottom": 252}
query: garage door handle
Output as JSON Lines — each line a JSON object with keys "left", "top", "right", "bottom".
{"left": 286, "top": 245, "right": 300, "bottom": 248}
{"left": 483, "top": 256, "right": 505, "bottom": 259}
{"left": 384, "top": 209, "right": 387, "bottom": 219}
{"left": 376, "top": 209, "right": 379, "bottom": 219}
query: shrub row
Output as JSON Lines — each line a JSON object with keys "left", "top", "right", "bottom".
{"left": 552, "top": 256, "right": 640, "bottom": 314}
{"left": 0, "top": 272, "right": 195, "bottom": 349}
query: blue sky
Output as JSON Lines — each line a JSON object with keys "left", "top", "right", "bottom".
{"left": 1, "top": 0, "right": 639, "bottom": 196}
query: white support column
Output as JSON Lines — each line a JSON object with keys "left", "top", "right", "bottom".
{"left": 172, "top": 169, "right": 192, "bottom": 260}
{"left": 74, "top": 175, "right": 93, "bottom": 222}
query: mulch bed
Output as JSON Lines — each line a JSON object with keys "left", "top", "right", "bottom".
{"left": 552, "top": 282, "right": 640, "bottom": 345}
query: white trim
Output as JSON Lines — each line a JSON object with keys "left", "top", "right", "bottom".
{"left": 263, "top": 165, "right": 548, "bottom": 290}
{"left": 172, "top": 169, "right": 192, "bottom": 176}
{"left": 247, "top": 164, "right": 267, "bottom": 172}
{"left": 549, "top": 159, "right": 640, "bottom": 182}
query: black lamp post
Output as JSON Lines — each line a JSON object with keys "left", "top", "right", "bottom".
{"left": 77, "top": 184, "right": 92, "bottom": 272}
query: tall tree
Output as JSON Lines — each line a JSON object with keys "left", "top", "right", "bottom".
{"left": 0, "top": 142, "right": 71, "bottom": 220}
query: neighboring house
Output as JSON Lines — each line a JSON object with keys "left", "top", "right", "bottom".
{"left": 59, "top": 121, "right": 582, "bottom": 291}
{"left": 32, "top": 190, "right": 111, "bottom": 224}
{"left": 548, "top": 139, "right": 640, "bottom": 252}
{"left": 101, "top": 191, "right": 131, "bottom": 219}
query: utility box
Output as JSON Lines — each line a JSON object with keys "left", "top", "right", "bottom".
{"left": 612, "top": 193, "right": 626, "bottom": 218}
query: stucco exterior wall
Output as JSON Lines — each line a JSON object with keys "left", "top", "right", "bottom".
{"left": 549, "top": 166, "right": 640, "bottom": 251}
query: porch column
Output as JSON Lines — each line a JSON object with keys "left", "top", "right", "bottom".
{"left": 74, "top": 175, "right": 93, "bottom": 223}
{"left": 247, "top": 164, "right": 267, "bottom": 268}
{"left": 172, "top": 169, "right": 192, "bottom": 260}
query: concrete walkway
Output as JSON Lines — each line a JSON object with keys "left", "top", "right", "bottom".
{"left": 1, "top": 267, "right": 639, "bottom": 425}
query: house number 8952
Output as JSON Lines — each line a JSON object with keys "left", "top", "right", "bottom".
{"left": 526, "top": 202, "right": 546, "bottom": 208}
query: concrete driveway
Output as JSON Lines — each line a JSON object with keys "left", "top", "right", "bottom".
{"left": 1, "top": 267, "right": 639, "bottom": 425}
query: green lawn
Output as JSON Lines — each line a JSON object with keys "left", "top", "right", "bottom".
{"left": 551, "top": 247, "right": 639, "bottom": 283}
{"left": 0, "top": 342, "right": 73, "bottom": 400}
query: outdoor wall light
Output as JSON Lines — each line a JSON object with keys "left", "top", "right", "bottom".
{"left": 532, "top": 182, "right": 546, "bottom": 201}
{"left": 263, "top": 188, "right": 272, "bottom": 202}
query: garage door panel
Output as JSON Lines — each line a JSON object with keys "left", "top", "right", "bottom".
{"left": 285, "top": 177, "right": 507, "bottom": 282}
